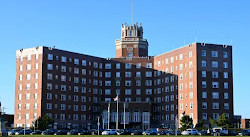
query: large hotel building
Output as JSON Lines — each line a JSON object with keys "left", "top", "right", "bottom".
{"left": 14, "top": 23, "right": 233, "bottom": 130}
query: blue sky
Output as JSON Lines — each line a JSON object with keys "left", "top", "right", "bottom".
{"left": 0, "top": 0, "right": 249, "bottom": 118}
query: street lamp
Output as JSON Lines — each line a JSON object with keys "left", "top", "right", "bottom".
{"left": 97, "top": 116, "right": 100, "bottom": 135}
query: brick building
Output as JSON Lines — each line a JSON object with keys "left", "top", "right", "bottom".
{"left": 14, "top": 23, "right": 233, "bottom": 130}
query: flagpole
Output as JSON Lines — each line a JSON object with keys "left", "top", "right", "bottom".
{"left": 108, "top": 102, "right": 110, "bottom": 129}
{"left": 116, "top": 95, "right": 119, "bottom": 130}
{"left": 123, "top": 102, "right": 125, "bottom": 129}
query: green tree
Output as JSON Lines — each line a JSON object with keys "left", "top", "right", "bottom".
{"left": 195, "top": 119, "right": 206, "bottom": 130}
{"left": 34, "top": 114, "right": 54, "bottom": 131}
{"left": 209, "top": 113, "right": 232, "bottom": 128}
{"left": 180, "top": 114, "right": 193, "bottom": 130}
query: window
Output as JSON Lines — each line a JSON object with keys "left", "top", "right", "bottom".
{"left": 201, "top": 50, "right": 206, "bottom": 56}
{"left": 223, "top": 62, "right": 228, "bottom": 68}
{"left": 105, "top": 72, "right": 111, "bottom": 77}
{"left": 48, "top": 54, "right": 53, "bottom": 60}
{"left": 224, "top": 72, "right": 228, "bottom": 78}
{"left": 202, "top": 102, "right": 207, "bottom": 109}
{"left": 189, "top": 61, "right": 193, "bottom": 68}
{"left": 202, "top": 113, "right": 207, "bottom": 120}
{"left": 189, "top": 92, "right": 193, "bottom": 99}
{"left": 224, "top": 92, "right": 229, "bottom": 99}
{"left": 201, "top": 60, "right": 206, "bottom": 67}
{"left": 26, "top": 84, "right": 31, "bottom": 90}
{"left": 213, "top": 113, "right": 219, "bottom": 120}
{"left": 202, "top": 71, "right": 206, "bottom": 78}
{"left": 165, "top": 58, "right": 169, "bottom": 64}
{"left": 170, "top": 57, "right": 174, "bottom": 63}
{"left": 19, "top": 65, "right": 23, "bottom": 71}
{"left": 25, "top": 93, "right": 30, "bottom": 100}
{"left": 116, "top": 80, "right": 120, "bottom": 86}
{"left": 212, "top": 82, "right": 219, "bottom": 88}
{"left": 213, "top": 103, "right": 219, "bottom": 109}
{"left": 223, "top": 52, "right": 228, "bottom": 58}
{"left": 190, "top": 103, "right": 193, "bottom": 109}
{"left": 105, "top": 63, "right": 111, "bottom": 69}
{"left": 146, "top": 71, "right": 152, "bottom": 77}
{"left": 224, "top": 82, "right": 229, "bottom": 89}
{"left": 136, "top": 72, "right": 141, "bottom": 77}
{"left": 61, "top": 75, "right": 66, "bottom": 81}
{"left": 35, "top": 54, "right": 39, "bottom": 59}
{"left": 179, "top": 54, "right": 183, "bottom": 60}
{"left": 125, "top": 89, "right": 131, "bottom": 95}
{"left": 61, "top": 56, "right": 67, "bottom": 62}
{"left": 146, "top": 63, "right": 152, "bottom": 68}
{"left": 136, "top": 89, "right": 141, "bottom": 95}
{"left": 211, "top": 51, "right": 218, "bottom": 57}
{"left": 224, "top": 103, "right": 229, "bottom": 109}
{"left": 125, "top": 72, "right": 131, "bottom": 77}
{"left": 212, "top": 71, "right": 219, "bottom": 78}
{"left": 34, "top": 83, "right": 38, "bottom": 89}
{"left": 212, "top": 61, "right": 218, "bottom": 68}
{"left": 128, "top": 52, "right": 133, "bottom": 57}
{"left": 27, "top": 64, "right": 31, "bottom": 70}
{"left": 212, "top": 92, "right": 219, "bottom": 99}
{"left": 136, "top": 63, "right": 141, "bottom": 68}
{"left": 35, "top": 63, "right": 38, "bottom": 69}
{"left": 105, "top": 89, "right": 111, "bottom": 95}
{"left": 136, "top": 80, "right": 141, "bottom": 86}
{"left": 105, "top": 81, "right": 111, "bottom": 86}
{"left": 189, "top": 51, "right": 193, "bottom": 57}
{"left": 125, "top": 63, "right": 132, "bottom": 69}
{"left": 47, "top": 64, "right": 53, "bottom": 70}
{"left": 116, "top": 63, "right": 120, "bottom": 69}
{"left": 202, "top": 92, "right": 207, "bottom": 98}
{"left": 202, "top": 81, "right": 207, "bottom": 88}
{"left": 82, "top": 60, "right": 86, "bottom": 66}
{"left": 145, "top": 89, "right": 152, "bottom": 95}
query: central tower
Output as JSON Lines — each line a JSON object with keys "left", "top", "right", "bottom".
{"left": 115, "top": 23, "right": 149, "bottom": 58}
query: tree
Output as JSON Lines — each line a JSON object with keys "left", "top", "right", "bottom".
{"left": 34, "top": 114, "right": 54, "bottom": 131}
{"left": 209, "top": 113, "right": 232, "bottom": 128}
{"left": 180, "top": 114, "right": 193, "bottom": 130}
{"left": 195, "top": 119, "right": 206, "bottom": 130}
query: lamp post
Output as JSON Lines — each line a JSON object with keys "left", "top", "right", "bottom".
{"left": 97, "top": 116, "right": 100, "bottom": 135}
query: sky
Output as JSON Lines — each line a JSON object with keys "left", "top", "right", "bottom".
{"left": 0, "top": 0, "right": 249, "bottom": 118}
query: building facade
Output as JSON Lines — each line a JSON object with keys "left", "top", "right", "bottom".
{"left": 14, "top": 23, "right": 233, "bottom": 130}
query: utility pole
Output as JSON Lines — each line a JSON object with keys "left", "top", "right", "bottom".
{"left": 108, "top": 102, "right": 110, "bottom": 129}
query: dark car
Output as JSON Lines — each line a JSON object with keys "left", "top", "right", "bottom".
{"left": 228, "top": 130, "right": 238, "bottom": 136}
{"left": 30, "top": 130, "right": 42, "bottom": 135}
{"left": 159, "top": 130, "right": 170, "bottom": 135}
{"left": 41, "top": 129, "right": 57, "bottom": 135}
{"left": 169, "top": 130, "right": 182, "bottom": 135}
{"left": 117, "top": 129, "right": 134, "bottom": 135}
{"left": 67, "top": 129, "right": 84, "bottom": 135}
{"left": 78, "top": 129, "right": 91, "bottom": 135}
{"left": 239, "top": 129, "right": 250, "bottom": 136}
{"left": 54, "top": 129, "right": 69, "bottom": 135}
{"left": 15, "top": 129, "right": 33, "bottom": 135}
{"left": 131, "top": 129, "right": 143, "bottom": 135}
{"left": 198, "top": 130, "right": 209, "bottom": 135}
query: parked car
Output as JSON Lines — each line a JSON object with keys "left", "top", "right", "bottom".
{"left": 228, "top": 130, "right": 238, "bottom": 136}
{"left": 67, "top": 129, "right": 84, "bottom": 135}
{"left": 15, "top": 129, "right": 33, "bottom": 135}
{"left": 30, "top": 130, "right": 42, "bottom": 135}
{"left": 181, "top": 128, "right": 199, "bottom": 135}
{"left": 142, "top": 128, "right": 159, "bottom": 135}
{"left": 131, "top": 129, "right": 143, "bottom": 135}
{"left": 54, "top": 129, "right": 69, "bottom": 135}
{"left": 239, "top": 129, "right": 250, "bottom": 136}
{"left": 101, "top": 129, "right": 117, "bottom": 135}
{"left": 169, "top": 130, "right": 182, "bottom": 135}
{"left": 117, "top": 129, "right": 134, "bottom": 135}
{"left": 212, "top": 127, "right": 228, "bottom": 136}
{"left": 41, "top": 129, "right": 58, "bottom": 135}
{"left": 8, "top": 129, "right": 22, "bottom": 135}
{"left": 159, "top": 130, "right": 170, "bottom": 135}
{"left": 78, "top": 129, "right": 91, "bottom": 135}
{"left": 198, "top": 130, "right": 209, "bottom": 135}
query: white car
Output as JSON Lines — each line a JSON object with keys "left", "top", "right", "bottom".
{"left": 181, "top": 129, "right": 198, "bottom": 135}
{"left": 101, "top": 129, "right": 117, "bottom": 135}
{"left": 212, "top": 127, "right": 228, "bottom": 135}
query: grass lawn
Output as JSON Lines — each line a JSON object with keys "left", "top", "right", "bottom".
{"left": 9, "top": 135, "right": 236, "bottom": 137}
